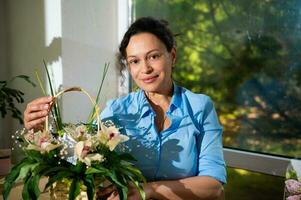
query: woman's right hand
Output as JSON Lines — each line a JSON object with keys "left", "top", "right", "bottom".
{"left": 23, "top": 96, "right": 54, "bottom": 131}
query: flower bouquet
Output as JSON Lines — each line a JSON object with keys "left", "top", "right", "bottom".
{"left": 3, "top": 64, "right": 146, "bottom": 200}
{"left": 284, "top": 160, "right": 301, "bottom": 200}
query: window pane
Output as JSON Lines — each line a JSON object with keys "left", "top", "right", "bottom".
{"left": 133, "top": 0, "right": 301, "bottom": 158}
{"left": 225, "top": 167, "right": 284, "bottom": 200}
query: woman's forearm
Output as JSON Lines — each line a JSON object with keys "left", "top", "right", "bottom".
{"left": 144, "top": 176, "right": 224, "bottom": 200}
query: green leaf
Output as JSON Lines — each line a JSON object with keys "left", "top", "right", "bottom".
{"left": 86, "top": 166, "right": 109, "bottom": 175}
{"left": 24, "top": 149, "right": 44, "bottom": 162}
{"left": 129, "top": 177, "right": 146, "bottom": 200}
{"left": 14, "top": 75, "right": 36, "bottom": 87}
{"left": 44, "top": 170, "right": 73, "bottom": 190}
{"left": 107, "top": 170, "right": 126, "bottom": 189}
{"left": 71, "top": 162, "right": 86, "bottom": 174}
{"left": 34, "top": 69, "right": 47, "bottom": 95}
{"left": 23, "top": 174, "right": 41, "bottom": 200}
{"left": 69, "top": 179, "right": 81, "bottom": 200}
{"left": 22, "top": 173, "right": 38, "bottom": 200}
{"left": 43, "top": 59, "right": 62, "bottom": 131}
{"left": 119, "top": 153, "right": 137, "bottom": 161}
{"left": 83, "top": 175, "right": 95, "bottom": 200}
{"left": 286, "top": 169, "right": 298, "bottom": 180}
{"left": 22, "top": 179, "right": 31, "bottom": 200}
{"left": 87, "top": 62, "right": 110, "bottom": 125}
{"left": 3, "top": 158, "right": 33, "bottom": 200}
{"left": 15, "top": 163, "right": 39, "bottom": 182}
{"left": 21, "top": 163, "right": 50, "bottom": 200}
{"left": 128, "top": 165, "right": 145, "bottom": 178}
{"left": 116, "top": 186, "right": 128, "bottom": 200}
{"left": 30, "top": 175, "right": 41, "bottom": 199}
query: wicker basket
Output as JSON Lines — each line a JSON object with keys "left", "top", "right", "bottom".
{"left": 50, "top": 181, "right": 89, "bottom": 200}
{"left": 46, "top": 87, "right": 100, "bottom": 200}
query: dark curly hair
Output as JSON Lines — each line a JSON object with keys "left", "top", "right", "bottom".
{"left": 117, "top": 17, "right": 176, "bottom": 74}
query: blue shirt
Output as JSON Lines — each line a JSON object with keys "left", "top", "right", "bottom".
{"left": 100, "top": 84, "right": 227, "bottom": 184}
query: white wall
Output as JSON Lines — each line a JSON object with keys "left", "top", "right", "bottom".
{"left": 0, "top": 0, "right": 122, "bottom": 148}
{"left": 61, "top": 0, "right": 119, "bottom": 123}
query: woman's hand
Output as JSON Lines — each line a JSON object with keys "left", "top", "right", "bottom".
{"left": 23, "top": 96, "right": 53, "bottom": 131}
{"left": 97, "top": 183, "right": 149, "bottom": 200}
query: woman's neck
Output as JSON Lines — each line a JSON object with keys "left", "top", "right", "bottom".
{"left": 145, "top": 83, "right": 174, "bottom": 109}
{"left": 145, "top": 83, "right": 173, "bottom": 132}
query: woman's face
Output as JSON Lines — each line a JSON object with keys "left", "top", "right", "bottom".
{"left": 125, "top": 32, "right": 176, "bottom": 94}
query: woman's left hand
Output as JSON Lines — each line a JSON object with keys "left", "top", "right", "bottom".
{"left": 98, "top": 183, "right": 147, "bottom": 200}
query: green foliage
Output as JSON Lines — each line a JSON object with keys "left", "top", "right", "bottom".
{"left": 3, "top": 146, "right": 146, "bottom": 200}
{"left": 286, "top": 169, "right": 298, "bottom": 180}
{"left": 0, "top": 75, "right": 35, "bottom": 123}
{"left": 43, "top": 59, "right": 63, "bottom": 131}
{"left": 4, "top": 61, "right": 145, "bottom": 200}
{"left": 87, "top": 62, "right": 110, "bottom": 128}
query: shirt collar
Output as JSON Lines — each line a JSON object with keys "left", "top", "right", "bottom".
{"left": 138, "top": 82, "right": 183, "bottom": 118}
{"left": 169, "top": 82, "right": 182, "bottom": 111}
{"left": 138, "top": 89, "right": 152, "bottom": 118}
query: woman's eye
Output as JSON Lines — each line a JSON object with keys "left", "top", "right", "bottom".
{"left": 149, "top": 54, "right": 160, "bottom": 60}
{"left": 129, "top": 59, "right": 139, "bottom": 65}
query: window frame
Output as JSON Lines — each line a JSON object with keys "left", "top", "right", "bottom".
{"left": 224, "top": 148, "right": 291, "bottom": 176}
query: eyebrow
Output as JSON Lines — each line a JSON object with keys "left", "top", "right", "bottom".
{"left": 126, "top": 49, "right": 161, "bottom": 59}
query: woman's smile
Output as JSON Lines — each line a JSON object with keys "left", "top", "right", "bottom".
{"left": 142, "top": 75, "right": 159, "bottom": 83}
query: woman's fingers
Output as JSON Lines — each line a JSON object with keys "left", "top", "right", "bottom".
{"left": 23, "top": 96, "right": 54, "bottom": 130}
{"left": 25, "top": 117, "right": 47, "bottom": 130}
{"left": 107, "top": 191, "right": 119, "bottom": 200}
{"left": 25, "top": 110, "right": 49, "bottom": 121}
{"left": 96, "top": 185, "right": 116, "bottom": 198}
{"left": 25, "top": 97, "right": 53, "bottom": 113}
{"left": 26, "top": 103, "right": 50, "bottom": 113}
{"left": 28, "top": 96, "right": 53, "bottom": 106}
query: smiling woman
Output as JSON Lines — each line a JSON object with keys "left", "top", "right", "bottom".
{"left": 99, "top": 17, "right": 227, "bottom": 199}
{"left": 23, "top": 17, "right": 226, "bottom": 200}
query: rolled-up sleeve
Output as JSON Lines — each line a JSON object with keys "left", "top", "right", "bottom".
{"left": 197, "top": 96, "right": 227, "bottom": 184}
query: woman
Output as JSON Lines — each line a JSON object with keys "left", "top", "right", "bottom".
{"left": 24, "top": 17, "right": 226, "bottom": 200}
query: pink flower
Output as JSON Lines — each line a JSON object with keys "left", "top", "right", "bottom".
{"left": 286, "top": 179, "right": 301, "bottom": 195}
{"left": 74, "top": 140, "right": 104, "bottom": 166}
{"left": 97, "top": 123, "right": 129, "bottom": 151}
{"left": 24, "top": 130, "right": 62, "bottom": 153}
{"left": 287, "top": 194, "right": 301, "bottom": 200}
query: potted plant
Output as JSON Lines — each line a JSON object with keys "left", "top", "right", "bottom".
{"left": 0, "top": 75, "right": 36, "bottom": 123}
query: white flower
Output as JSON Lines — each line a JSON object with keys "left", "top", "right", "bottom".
{"left": 64, "top": 124, "right": 89, "bottom": 141}
{"left": 24, "top": 130, "right": 62, "bottom": 153}
{"left": 74, "top": 140, "right": 104, "bottom": 166}
{"left": 75, "top": 125, "right": 88, "bottom": 138}
{"left": 83, "top": 153, "right": 105, "bottom": 166}
{"left": 98, "top": 123, "right": 129, "bottom": 151}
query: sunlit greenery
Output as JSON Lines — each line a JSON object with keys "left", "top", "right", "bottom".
{"left": 134, "top": 0, "right": 301, "bottom": 158}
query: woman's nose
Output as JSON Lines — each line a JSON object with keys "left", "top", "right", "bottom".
{"left": 141, "top": 59, "right": 153, "bottom": 73}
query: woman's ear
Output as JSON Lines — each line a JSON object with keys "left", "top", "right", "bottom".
{"left": 171, "top": 47, "right": 177, "bottom": 67}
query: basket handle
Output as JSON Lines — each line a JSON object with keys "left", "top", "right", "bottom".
{"left": 45, "top": 87, "right": 100, "bottom": 132}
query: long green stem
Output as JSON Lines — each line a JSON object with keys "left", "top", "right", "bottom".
{"left": 88, "top": 63, "right": 110, "bottom": 125}
{"left": 43, "top": 60, "right": 63, "bottom": 131}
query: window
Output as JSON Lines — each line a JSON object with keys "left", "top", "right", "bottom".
{"left": 132, "top": 0, "right": 301, "bottom": 159}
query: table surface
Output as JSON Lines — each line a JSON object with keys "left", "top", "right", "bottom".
{"left": 0, "top": 176, "right": 50, "bottom": 200}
